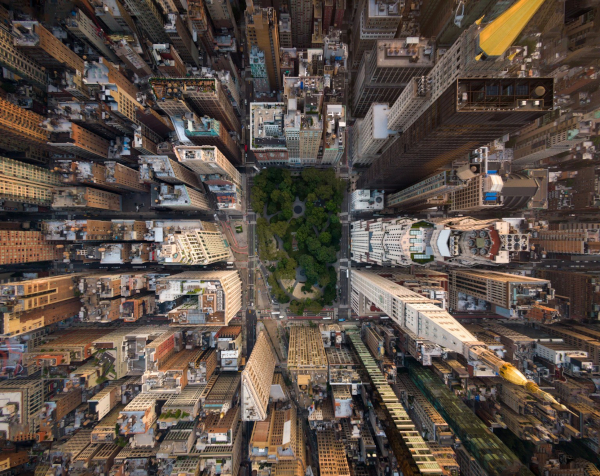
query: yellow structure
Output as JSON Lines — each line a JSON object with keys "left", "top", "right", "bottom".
{"left": 478, "top": 0, "right": 546, "bottom": 57}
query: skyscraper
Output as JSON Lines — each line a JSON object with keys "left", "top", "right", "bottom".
{"left": 351, "top": 103, "right": 393, "bottom": 167}
{"left": 156, "top": 271, "right": 243, "bottom": 326}
{"left": 0, "top": 274, "right": 83, "bottom": 337}
{"left": 350, "top": 0, "right": 402, "bottom": 70}
{"left": 352, "top": 38, "right": 435, "bottom": 117}
{"left": 0, "top": 156, "right": 61, "bottom": 206}
{"left": 181, "top": 115, "right": 242, "bottom": 165}
{"left": 241, "top": 331, "right": 276, "bottom": 421}
{"left": 120, "top": 0, "right": 170, "bottom": 43}
{"left": 150, "top": 78, "right": 241, "bottom": 137}
{"left": 157, "top": 222, "right": 230, "bottom": 265}
{"left": 448, "top": 269, "right": 554, "bottom": 318}
{"left": 0, "top": 229, "right": 61, "bottom": 265}
{"left": 245, "top": 0, "right": 282, "bottom": 91}
{"left": 279, "top": 13, "right": 293, "bottom": 48}
{"left": 290, "top": 0, "right": 313, "bottom": 48}
{"left": 0, "top": 376, "right": 43, "bottom": 441}
{"left": 0, "top": 97, "right": 50, "bottom": 155}
{"left": 351, "top": 216, "right": 531, "bottom": 267}
{"left": 357, "top": 77, "right": 554, "bottom": 191}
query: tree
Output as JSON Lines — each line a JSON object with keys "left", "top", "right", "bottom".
{"left": 270, "top": 189, "right": 282, "bottom": 204}
{"left": 281, "top": 203, "right": 294, "bottom": 221}
{"left": 295, "top": 224, "right": 310, "bottom": 244}
{"left": 277, "top": 257, "right": 297, "bottom": 280}
{"left": 330, "top": 215, "right": 340, "bottom": 224}
{"left": 319, "top": 272, "right": 331, "bottom": 287}
{"left": 315, "top": 184, "right": 333, "bottom": 201}
{"left": 319, "top": 232, "right": 331, "bottom": 245}
{"left": 298, "top": 255, "right": 319, "bottom": 284}
{"left": 271, "top": 220, "right": 289, "bottom": 238}
{"left": 289, "top": 300, "right": 305, "bottom": 315}
{"left": 326, "top": 200, "right": 338, "bottom": 212}
{"left": 304, "top": 298, "right": 323, "bottom": 313}
{"left": 267, "top": 201, "right": 278, "bottom": 215}
{"left": 306, "top": 236, "right": 321, "bottom": 253}
{"left": 316, "top": 246, "right": 337, "bottom": 264}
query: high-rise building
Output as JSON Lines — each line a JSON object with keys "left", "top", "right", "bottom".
{"left": 317, "top": 429, "right": 351, "bottom": 476}
{"left": 321, "top": 104, "right": 346, "bottom": 166}
{"left": 531, "top": 225, "right": 600, "bottom": 257}
{"left": 188, "top": 0, "right": 217, "bottom": 57}
{"left": 449, "top": 269, "right": 554, "bottom": 318}
{"left": 175, "top": 146, "right": 240, "bottom": 182}
{"left": 52, "top": 160, "right": 150, "bottom": 194}
{"left": 290, "top": 0, "right": 313, "bottom": 48}
{"left": 323, "top": 0, "right": 334, "bottom": 33}
{"left": 64, "top": 9, "right": 120, "bottom": 62}
{"left": 156, "top": 271, "right": 243, "bottom": 326}
{"left": 279, "top": 13, "right": 293, "bottom": 48}
{"left": 164, "top": 13, "right": 201, "bottom": 66}
{"left": 419, "top": 0, "right": 501, "bottom": 45}
{"left": 158, "top": 223, "right": 230, "bottom": 265}
{"left": 312, "top": 0, "right": 324, "bottom": 49}
{"left": 51, "top": 187, "right": 122, "bottom": 211}
{"left": 181, "top": 115, "right": 242, "bottom": 165}
{"left": 13, "top": 21, "right": 85, "bottom": 74}
{"left": 120, "top": 0, "right": 170, "bottom": 43}
{"left": 353, "top": 38, "right": 435, "bottom": 117}
{"left": 204, "top": 0, "right": 238, "bottom": 31}
{"left": 249, "top": 405, "right": 306, "bottom": 470}
{"left": 283, "top": 76, "right": 324, "bottom": 166}
{"left": 114, "top": 39, "right": 153, "bottom": 78}
{"left": 350, "top": 0, "right": 402, "bottom": 70}
{"left": 0, "top": 27, "right": 48, "bottom": 89}
{"left": 537, "top": 270, "right": 600, "bottom": 321}
{"left": 0, "top": 229, "right": 61, "bottom": 265}
{"left": 511, "top": 110, "right": 598, "bottom": 167}
{"left": 351, "top": 103, "right": 393, "bottom": 166}
{"left": 450, "top": 170, "right": 549, "bottom": 212}
{"left": 0, "top": 97, "right": 50, "bottom": 154}
{"left": 333, "top": 0, "right": 345, "bottom": 29}
{"left": 249, "top": 46, "right": 271, "bottom": 94}
{"left": 357, "top": 77, "right": 554, "bottom": 191}
{"left": 0, "top": 157, "right": 61, "bottom": 206}
{"left": 0, "top": 375, "right": 43, "bottom": 441}
{"left": 151, "top": 184, "right": 212, "bottom": 211}
{"left": 46, "top": 121, "right": 111, "bottom": 161}
{"left": 174, "top": 145, "right": 243, "bottom": 212}
{"left": 385, "top": 169, "right": 468, "bottom": 212}
{"left": 287, "top": 326, "right": 327, "bottom": 406}
{"left": 139, "top": 155, "right": 202, "bottom": 189}
{"left": 150, "top": 78, "right": 241, "bottom": 137}
{"left": 241, "top": 331, "right": 276, "bottom": 421}
{"left": 382, "top": 1, "right": 551, "bottom": 144}
{"left": 249, "top": 102, "right": 289, "bottom": 165}
{"left": 0, "top": 274, "right": 82, "bottom": 337}
{"left": 245, "top": 1, "right": 282, "bottom": 91}
{"left": 351, "top": 216, "right": 530, "bottom": 267}
{"left": 150, "top": 43, "right": 187, "bottom": 77}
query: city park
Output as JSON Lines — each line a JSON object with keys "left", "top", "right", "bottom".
{"left": 251, "top": 168, "right": 345, "bottom": 314}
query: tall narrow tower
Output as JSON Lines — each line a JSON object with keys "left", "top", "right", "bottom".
{"left": 290, "top": 0, "right": 314, "bottom": 48}
{"left": 245, "top": 0, "right": 282, "bottom": 91}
